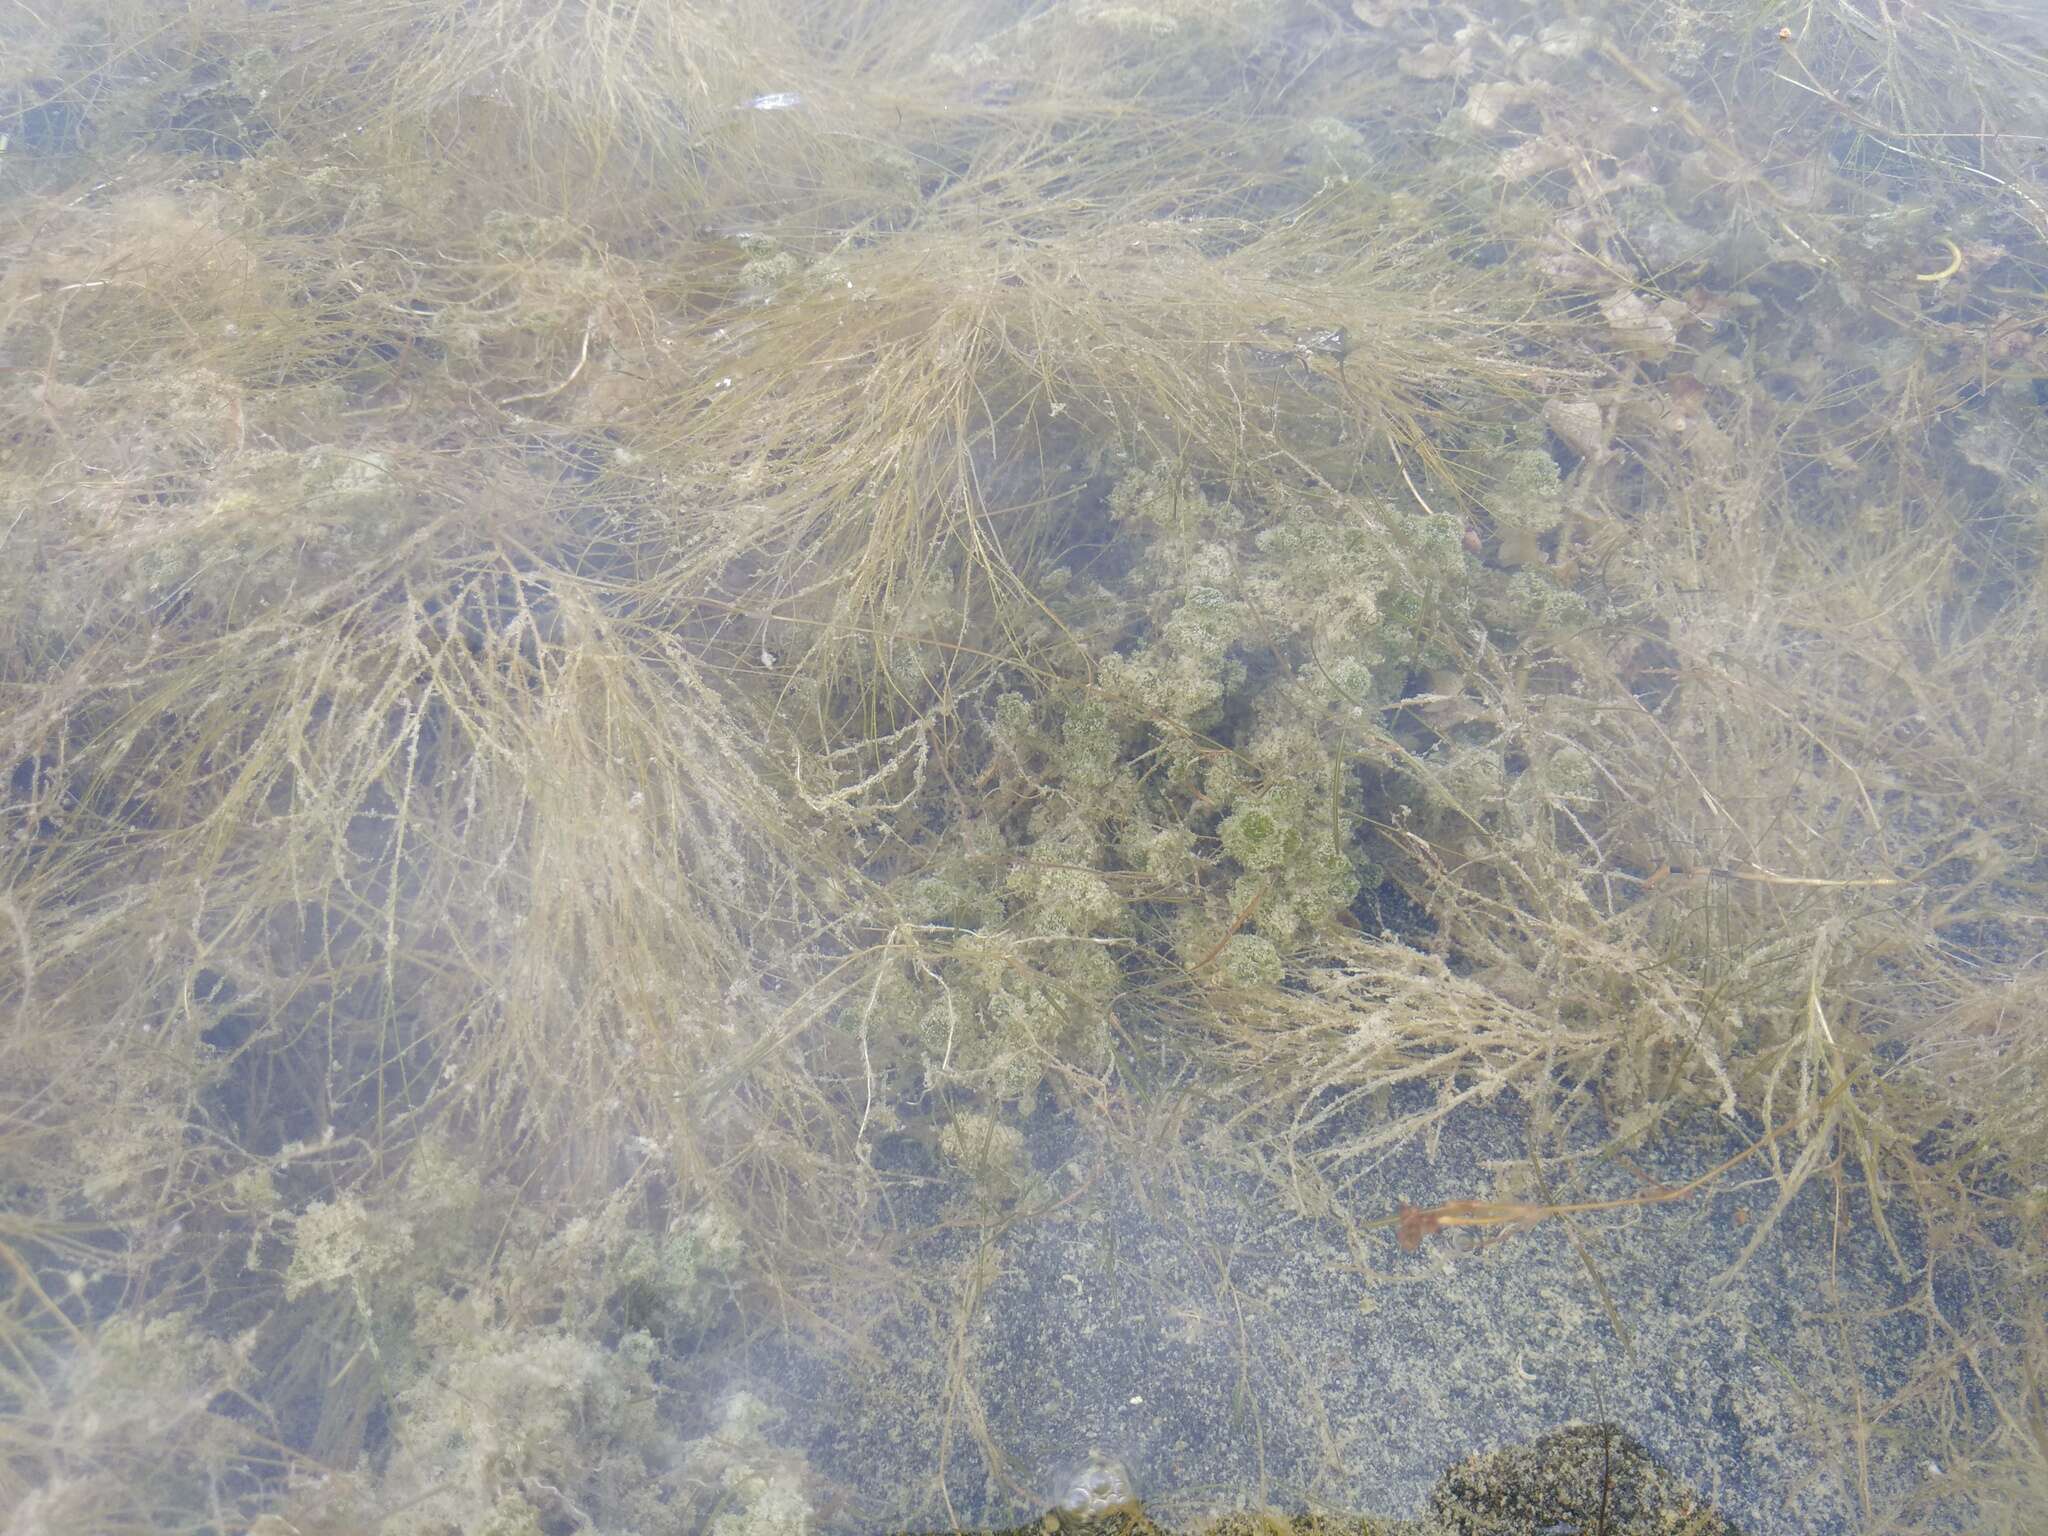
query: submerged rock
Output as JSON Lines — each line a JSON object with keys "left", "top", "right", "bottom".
{"left": 895, "top": 1423, "right": 1739, "bottom": 1536}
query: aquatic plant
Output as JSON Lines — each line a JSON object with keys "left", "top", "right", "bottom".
{"left": 0, "top": 0, "right": 2043, "bottom": 1532}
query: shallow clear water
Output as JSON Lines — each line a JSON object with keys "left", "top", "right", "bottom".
{"left": 3, "top": 2, "right": 2044, "bottom": 1534}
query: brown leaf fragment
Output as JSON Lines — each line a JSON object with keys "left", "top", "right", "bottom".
{"left": 1544, "top": 399, "right": 1607, "bottom": 460}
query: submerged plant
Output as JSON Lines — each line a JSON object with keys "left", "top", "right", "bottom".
{"left": 0, "top": 0, "right": 2043, "bottom": 1532}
